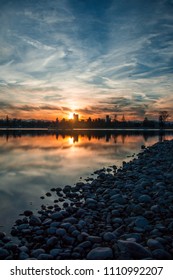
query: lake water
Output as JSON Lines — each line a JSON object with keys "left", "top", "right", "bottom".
{"left": 0, "top": 129, "right": 173, "bottom": 235}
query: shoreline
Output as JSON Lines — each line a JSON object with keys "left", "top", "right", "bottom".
{"left": 1, "top": 127, "right": 173, "bottom": 131}
{"left": 0, "top": 140, "right": 173, "bottom": 260}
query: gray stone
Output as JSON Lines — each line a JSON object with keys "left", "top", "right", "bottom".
{"left": 112, "top": 218, "right": 123, "bottom": 224}
{"left": 31, "top": 249, "right": 45, "bottom": 258}
{"left": 4, "top": 242, "right": 18, "bottom": 251}
{"left": 147, "top": 239, "right": 164, "bottom": 250}
{"left": 135, "top": 217, "right": 149, "bottom": 229}
{"left": 150, "top": 205, "right": 160, "bottom": 213}
{"left": 78, "top": 241, "right": 91, "bottom": 248}
{"left": 21, "top": 229, "right": 32, "bottom": 235}
{"left": 0, "top": 248, "right": 9, "bottom": 259}
{"left": 56, "top": 228, "right": 67, "bottom": 236}
{"left": 46, "top": 237, "right": 58, "bottom": 247}
{"left": 87, "top": 235, "right": 102, "bottom": 243}
{"left": 17, "top": 224, "right": 30, "bottom": 231}
{"left": 51, "top": 212, "right": 64, "bottom": 221}
{"left": 138, "top": 195, "right": 151, "bottom": 203}
{"left": 19, "top": 246, "right": 29, "bottom": 253}
{"left": 24, "top": 210, "right": 33, "bottom": 216}
{"left": 35, "top": 229, "right": 44, "bottom": 235}
{"left": 50, "top": 222, "right": 60, "bottom": 227}
{"left": 63, "top": 217, "right": 78, "bottom": 224}
{"left": 29, "top": 215, "right": 42, "bottom": 226}
{"left": 110, "top": 194, "right": 126, "bottom": 204}
{"left": 50, "top": 249, "right": 62, "bottom": 258}
{"left": 87, "top": 247, "right": 113, "bottom": 260}
{"left": 47, "top": 227, "right": 57, "bottom": 235}
{"left": 152, "top": 249, "right": 172, "bottom": 260}
{"left": 62, "top": 235, "right": 75, "bottom": 245}
{"left": 19, "top": 252, "right": 29, "bottom": 260}
{"left": 0, "top": 232, "right": 6, "bottom": 239}
{"left": 61, "top": 223, "right": 72, "bottom": 230}
{"left": 42, "top": 219, "right": 52, "bottom": 226}
{"left": 71, "top": 230, "right": 80, "bottom": 237}
{"left": 85, "top": 198, "right": 97, "bottom": 205}
{"left": 103, "top": 232, "right": 116, "bottom": 242}
{"left": 118, "top": 240, "right": 152, "bottom": 259}
{"left": 132, "top": 205, "right": 144, "bottom": 215}
{"left": 37, "top": 254, "right": 53, "bottom": 260}
{"left": 121, "top": 233, "right": 142, "bottom": 242}
{"left": 111, "top": 210, "right": 121, "bottom": 217}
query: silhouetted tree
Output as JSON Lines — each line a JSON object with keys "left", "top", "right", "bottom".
{"left": 6, "top": 115, "right": 9, "bottom": 128}
{"left": 143, "top": 117, "right": 149, "bottom": 127}
{"left": 122, "top": 114, "right": 126, "bottom": 122}
{"left": 159, "top": 111, "right": 169, "bottom": 128}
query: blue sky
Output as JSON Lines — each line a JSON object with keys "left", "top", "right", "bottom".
{"left": 0, "top": 0, "right": 173, "bottom": 120}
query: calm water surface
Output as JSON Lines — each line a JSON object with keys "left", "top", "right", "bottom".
{"left": 0, "top": 129, "right": 173, "bottom": 234}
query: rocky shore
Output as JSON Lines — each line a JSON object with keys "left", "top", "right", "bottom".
{"left": 0, "top": 140, "right": 173, "bottom": 260}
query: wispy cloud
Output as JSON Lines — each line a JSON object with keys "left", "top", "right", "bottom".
{"left": 0, "top": 0, "right": 173, "bottom": 120}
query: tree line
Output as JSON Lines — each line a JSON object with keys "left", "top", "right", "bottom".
{"left": 0, "top": 111, "right": 171, "bottom": 129}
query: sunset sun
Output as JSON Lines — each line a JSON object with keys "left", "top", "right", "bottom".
{"left": 69, "top": 112, "right": 74, "bottom": 119}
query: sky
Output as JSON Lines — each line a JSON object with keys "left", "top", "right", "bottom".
{"left": 0, "top": 0, "right": 173, "bottom": 121}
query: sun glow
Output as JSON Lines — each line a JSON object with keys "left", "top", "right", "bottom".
{"left": 68, "top": 112, "right": 74, "bottom": 119}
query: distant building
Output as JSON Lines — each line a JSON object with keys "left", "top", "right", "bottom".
{"left": 73, "top": 113, "right": 79, "bottom": 122}
{"left": 105, "top": 115, "right": 111, "bottom": 123}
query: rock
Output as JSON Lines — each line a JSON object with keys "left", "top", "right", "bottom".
{"left": 147, "top": 239, "right": 164, "bottom": 250}
{"left": 152, "top": 249, "right": 172, "bottom": 260}
{"left": 112, "top": 218, "right": 123, "bottom": 225}
{"left": 35, "top": 229, "right": 44, "bottom": 235}
{"left": 37, "top": 254, "right": 53, "bottom": 260}
{"left": 56, "top": 228, "right": 67, "bottom": 237}
{"left": 71, "top": 230, "right": 80, "bottom": 237}
{"left": 11, "top": 229, "right": 18, "bottom": 236}
{"left": 47, "top": 227, "right": 57, "bottom": 235}
{"left": 21, "top": 229, "right": 32, "bottom": 235}
{"left": 63, "top": 217, "right": 78, "bottom": 224}
{"left": 29, "top": 215, "right": 42, "bottom": 226}
{"left": 138, "top": 195, "right": 151, "bottom": 203}
{"left": 46, "top": 192, "right": 52, "bottom": 197}
{"left": 111, "top": 210, "right": 121, "bottom": 217}
{"left": 62, "top": 235, "right": 75, "bottom": 245}
{"left": 121, "top": 233, "right": 142, "bottom": 242}
{"left": 110, "top": 194, "right": 126, "bottom": 204}
{"left": 87, "top": 235, "right": 102, "bottom": 243}
{"left": 63, "top": 185, "right": 71, "bottom": 193}
{"left": 24, "top": 210, "right": 33, "bottom": 216}
{"left": 17, "top": 224, "right": 29, "bottom": 231}
{"left": 150, "top": 205, "right": 160, "bottom": 213}
{"left": 19, "top": 252, "right": 29, "bottom": 260}
{"left": 50, "top": 222, "right": 60, "bottom": 227}
{"left": 0, "top": 232, "right": 6, "bottom": 239}
{"left": 46, "top": 237, "right": 58, "bottom": 247}
{"left": 103, "top": 232, "right": 116, "bottom": 242}
{"left": 42, "top": 219, "right": 52, "bottom": 226}
{"left": 19, "top": 246, "right": 29, "bottom": 253}
{"left": 132, "top": 205, "right": 144, "bottom": 215}
{"left": 87, "top": 247, "right": 113, "bottom": 260}
{"left": 51, "top": 212, "right": 64, "bottom": 221}
{"left": 0, "top": 249, "right": 9, "bottom": 259}
{"left": 135, "top": 217, "right": 149, "bottom": 229}
{"left": 2, "top": 236, "right": 12, "bottom": 243}
{"left": 78, "top": 241, "right": 92, "bottom": 248}
{"left": 118, "top": 240, "right": 152, "bottom": 259}
{"left": 31, "top": 249, "right": 45, "bottom": 258}
{"left": 50, "top": 249, "right": 62, "bottom": 258}
{"left": 4, "top": 242, "right": 18, "bottom": 252}
{"left": 61, "top": 223, "right": 72, "bottom": 230}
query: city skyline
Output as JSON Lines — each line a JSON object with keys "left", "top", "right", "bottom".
{"left": 0, "top": 0, "right": 173, "bottom": 121}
